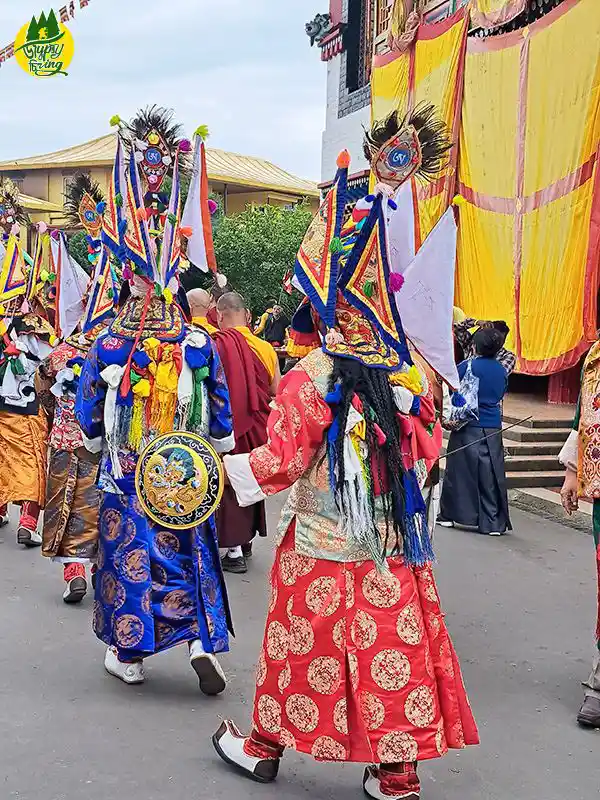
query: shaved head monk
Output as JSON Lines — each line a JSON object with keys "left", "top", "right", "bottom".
{"left": 187, "top": 288, "right": 218, "bottom": 335}
{"left": 212, "top": 292, "right": 280, "bottom": 573}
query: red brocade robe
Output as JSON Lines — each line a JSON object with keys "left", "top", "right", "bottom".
{"left": 213, "top": 328, "right": 270, "bottom": 548}
{"left": 225, "top": 349, "right": 478, "bottom": 763}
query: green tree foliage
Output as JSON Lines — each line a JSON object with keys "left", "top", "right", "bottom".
{"left": 211, "top": 201, "right": 312, "bottom": 315}
{"left": 46, "top": 9, "right": 60, "bottom": 39}
{"left": 68, "top": 231, "right": 93, "bottom": 275}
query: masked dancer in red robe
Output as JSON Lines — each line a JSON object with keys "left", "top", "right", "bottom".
{"left": 212, "top": 106, "right": 478, "bottom": 799}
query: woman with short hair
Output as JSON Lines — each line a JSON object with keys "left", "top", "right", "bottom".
{"left": 439, "top": 328, "right": 511, "bottom": 536}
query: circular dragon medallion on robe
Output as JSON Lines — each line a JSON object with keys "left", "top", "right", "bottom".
{"left": 135, "top": 432, "right": 224, "bottom": 529}
{"left": 114, "top": 614, "right": 145, "bottom": 649}
{"left": 122, "top": 548, "right": 150, "bottom": 583}
{"left": 285, "top": 694, "right": 319, "bottom": 733}
{"left": 101, "top": 508, "right": 122, "bottom": 541}
{"left": 162, "top": 589, "right": 195, "bottom": 620}
{"left": 154, "top": 531, "right": 180, "bottom": 560}
{"left": 307, "top": 656, "right": 342, "bottom": 695}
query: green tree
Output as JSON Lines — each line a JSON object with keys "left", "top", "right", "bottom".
{"left": 46, "top": 9, "right": 60, "bottom": 39}
{"left": 211, "top": 201, "right": 313, "bottom": 315}
{"left": 68, "top": 231, "right": 93, "bottom": 275}
{"left": 26, "top": 15, "right": 39, "bottom": 42}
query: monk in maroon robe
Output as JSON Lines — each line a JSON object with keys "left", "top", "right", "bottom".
{"left": 213, "top": 292, "right": 280, "bottom": 573}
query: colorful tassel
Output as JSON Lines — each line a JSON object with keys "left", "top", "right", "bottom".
{"left": 328, "top": 237, "right": 344, "bottom": 254}
{"left": 188, "top": 366, "right": 210, "bottom": 429}
{"left": 336, "top": 149, "right": 351, "bottom": 169}
{"left": 402, "top": 470, "right": 434, "bottom": 567}
{"left": 194, "top": 125, "right": 210, "bottom": 141}
{"left": 451, "top": 392, "right": 466, "bottom": 408}
{"left": 389, "top": 272, "right": 404, "bottom": 293}
{"left": 115, "top": 192, "right": 123, "bottom": 207}
{"left": 363, "top": 279, "right": 375, "bottom": 298}
{"left": 109, "top": 114, "right": 122, "bottom": 127}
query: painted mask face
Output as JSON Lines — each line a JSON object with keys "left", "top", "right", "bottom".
{"left": 372, "top": 125, "right": 422, "bottom": 190}
{"left": 78, "top": 191, "right": 102, "bottom": 237}
{"left": 135, "top": 128, "right": 171, "bottom": 191}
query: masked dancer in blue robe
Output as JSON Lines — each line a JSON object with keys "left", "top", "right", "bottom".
{"left": 75, "top": 108, "right": 235, "bottom": 691}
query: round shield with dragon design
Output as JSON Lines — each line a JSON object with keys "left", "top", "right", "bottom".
{"left": 135, "top": 432, "right": 224, "bottom": 530}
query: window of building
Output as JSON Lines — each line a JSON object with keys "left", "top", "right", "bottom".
{"left": 63, "top": 172, "right": 89, "bottom": 198}
{"left": 346, "top": 0, "right": 376, "bottom": 93}
{"left": 376, "top": 0, "right": 394, "bottom": 37}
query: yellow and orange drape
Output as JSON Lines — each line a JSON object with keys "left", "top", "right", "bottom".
{"left": 371, "top": 0, "right": 600, "bottom": 375}
{"left": 469, "top": 0, "right": 526, "bottom": 30}
{"left": 456, "top": 0, "right": 600, "bottom": 373}
{"left": 371, "top": 7, "right": 468, "bottom": 245}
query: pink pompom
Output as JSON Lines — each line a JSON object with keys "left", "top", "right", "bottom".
{"left": 178, "top": 139, "right": 192, "bottom": 154}
{"left": 389, "top": 272, "right": 404, "bottom": 293}
{"left": 208, "top": 199, "right": 218, "bottom": 215}
{"left": 123, "top": 266, "right": 134, "bottom": 281}
{"left": 10, "top": 223, "right": 20, "bottom": 237}
{"left": 37, "top": 221, "right": 48, "bottom": 234}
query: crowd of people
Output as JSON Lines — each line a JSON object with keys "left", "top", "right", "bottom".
{"left": 0, "top": 100, "right": 599, "bottom": 800}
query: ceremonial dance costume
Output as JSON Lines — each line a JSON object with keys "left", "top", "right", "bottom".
{"left": 213, "top": 107, "right": 478, "bottom": 799}
{"left": 0, "top": 181, "right": 54, "bottom": 545}
{"left": 560, "top": 342, "right": 600, "bottom": 728}
{"left": 38, "top": 174, "right": 118, "bottom": 602}
{"left": 75, "top": 108, "right": 234, "bottom": 689}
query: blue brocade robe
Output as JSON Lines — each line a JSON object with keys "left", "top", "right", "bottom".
{"left": 75, "top": 316, "right": 235, "bottom": 660}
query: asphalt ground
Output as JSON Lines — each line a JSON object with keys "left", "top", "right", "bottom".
{"left": 0, "top": 503, "right": 598, "bottom": 799}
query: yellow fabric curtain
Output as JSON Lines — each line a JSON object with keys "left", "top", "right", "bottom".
{"left": 469, "top": 0, "right": 526, "bottom": 30}
{"left": 371, "top": 8, "right": 468, "bottom": 242}
{"left": 456, "top": 0, "right": 600, "bottom": 374}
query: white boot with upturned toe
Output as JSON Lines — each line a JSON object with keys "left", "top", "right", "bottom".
{"left": 189, "top": 639, "right": 226, "bottom": 695}
{"left": 104, "top": 647, "right": 144, "bottom": 684}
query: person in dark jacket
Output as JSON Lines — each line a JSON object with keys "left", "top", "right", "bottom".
{"left": 439, "top": 328, "right": 511, "bottom": 536}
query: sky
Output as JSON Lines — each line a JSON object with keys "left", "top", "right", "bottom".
{"left": 0, "top": 0, "right": 327, "bottom": 181}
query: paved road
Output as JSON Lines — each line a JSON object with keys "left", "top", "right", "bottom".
{"left": 1, "top": 504, "right": 598, "bottom": 800}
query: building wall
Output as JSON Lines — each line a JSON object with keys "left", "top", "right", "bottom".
{"left": 5, "top": 167, "right": 316, "bottom": 225}
{"left": 321, "top": 48, "right": 370, "bottom": 182}
{"left": 226, "top": 191, "right": 318, "bottom": 215}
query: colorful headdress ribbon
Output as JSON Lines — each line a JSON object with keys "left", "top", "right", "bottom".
{"left": 0, "top": 235, "right": 27, "bottom": 304}
{"left": 124, "top": 148, "right": 160, "bottom": 284}
{"left": 337, "top": 193, "right": 411, "bottom": 367}
{"left": 102, "top": 136, "right": 126, "bottom": 262}
{"left": 82, "top": 246, "right": 117, "bottom": 333}
{"left": 160, "top": 151, "right": 181, "bottom": 290}
{"left": 181, "top": 127, "right": 217, "bottom": 274}
{"left": 294, "top": 150, "right": 350, "bottom": 329}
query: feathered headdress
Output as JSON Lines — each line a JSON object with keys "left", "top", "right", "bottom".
{"left": 0, "top": 177, "right": 28, "bottom": 236}
{"left": 363, "top": 102, "right": 452, "bottom": 188}
{"left": 63, "top": 173, "right": 105, "bottom": 238}
{"left": 118, "top": 105, "right": 191, "bottom": 193}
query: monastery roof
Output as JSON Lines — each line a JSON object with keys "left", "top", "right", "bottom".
{"left": 19, "top": 194, "right": 63, "bottom": 213}
{"left": 0, "top": 134, "right": 319, "bottom": 197}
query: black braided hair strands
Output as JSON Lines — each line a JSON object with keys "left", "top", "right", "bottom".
{"left": 329, "top": 357, "right": 408, "bottom": 562}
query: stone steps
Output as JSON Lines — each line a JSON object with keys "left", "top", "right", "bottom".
{"left": 505, "top": 470, "right": 564, "bottom": 489}
{"left": 441, "top": 412, "right": 570, "bottom": 490}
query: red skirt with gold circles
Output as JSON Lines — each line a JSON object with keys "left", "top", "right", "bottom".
{"left": 252, "top": 525, "right": 479, "bottom": 764}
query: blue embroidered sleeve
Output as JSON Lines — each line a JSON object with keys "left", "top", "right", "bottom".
{"left": 206, "top": 342, "right": 234, "bottom": 452}
{"left": 75, "top": 339, "right": 106, "bottom": 441}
